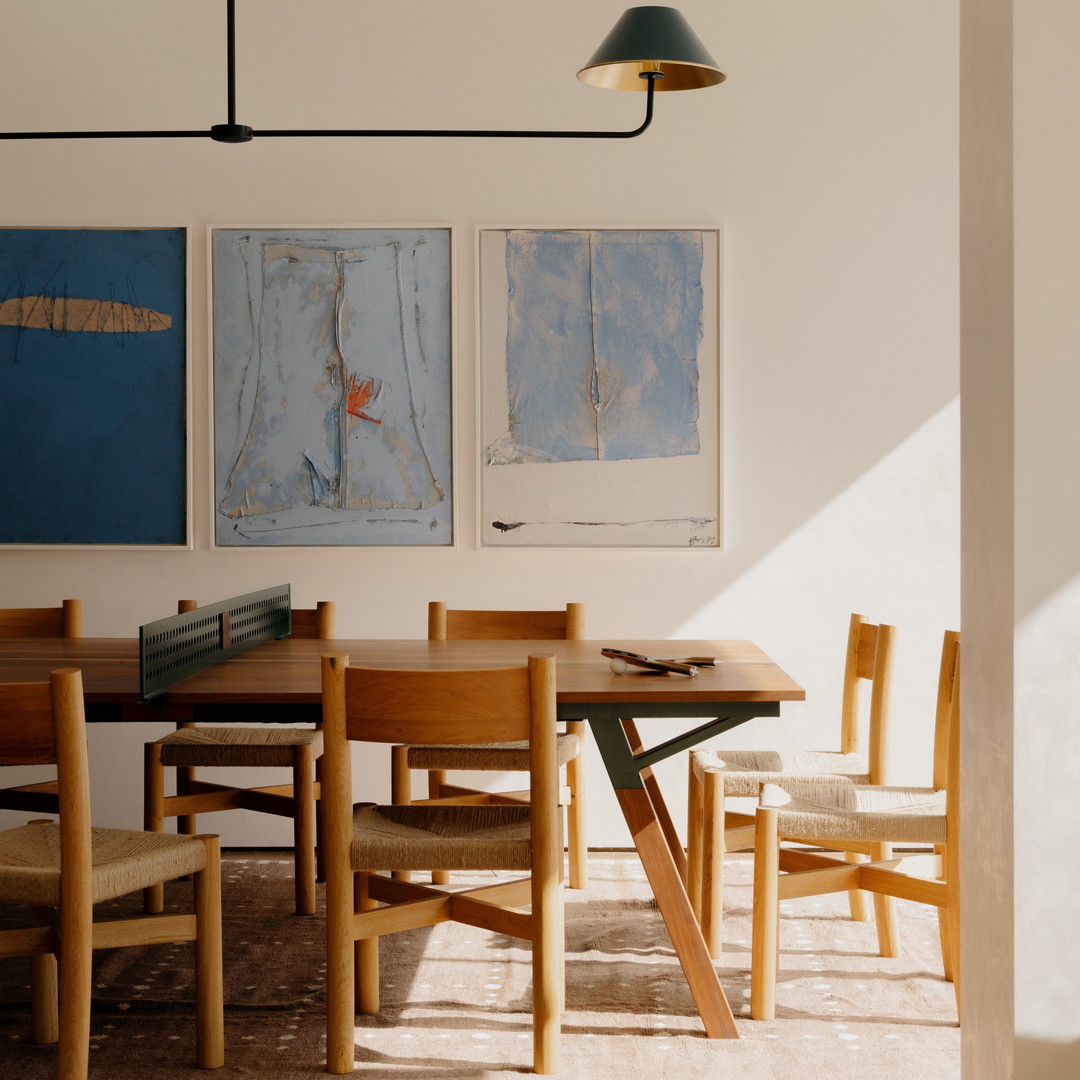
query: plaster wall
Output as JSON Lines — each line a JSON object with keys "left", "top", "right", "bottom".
{"left": 0, "top": 2, "right": 960, "bottom": 850}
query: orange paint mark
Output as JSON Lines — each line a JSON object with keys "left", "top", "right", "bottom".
{"left": 346, "top": 374, "right": 383, "bottom": 423}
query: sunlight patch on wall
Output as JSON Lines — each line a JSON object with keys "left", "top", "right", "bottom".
{"left": 672, "top": 398, "right": 960, "bottom": 786}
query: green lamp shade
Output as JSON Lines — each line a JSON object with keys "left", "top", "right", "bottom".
{"left": 577, "top": 6, "right": 725, "bottom": 91}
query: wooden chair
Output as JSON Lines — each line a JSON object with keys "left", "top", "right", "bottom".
{"left": 322, "top": 652, "right": 563, "bottom": 1075}
{"left": 0, "top": 600, "right": 82, "bottom": 818}
{"left": 687, "top": 613, "right": 896, "bottom": 956}
{"left": 0, "top": 667, "right": 224, "bottom": 1077}
{"left": 390, "top": 601, "right": 588, "bottom": 888}
{"left": 749, "top": 630, "right": 961, "bottom": 1020}
{"left": 144, "top": 601, "right": 335, "bottom": 915}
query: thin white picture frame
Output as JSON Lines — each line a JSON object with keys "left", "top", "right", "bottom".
{"left": 208, "top": 224, "right": 456, "bottom": 549}
{"left": 476, "top": 225, "right": 722, "bottom": 549}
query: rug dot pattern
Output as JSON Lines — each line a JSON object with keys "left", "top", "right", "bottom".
{"left": 0, "top": 852, "right": 958, "bottom": 1078}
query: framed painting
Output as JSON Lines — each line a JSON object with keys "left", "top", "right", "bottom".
{"left": 211, "top": 226, "right": 454, "bottom": 547}
{"left": 478, "top": 227, "right": 721, "bottom": 548}
{"left": 0, "top": 226, "right": 188, "bottom": 547}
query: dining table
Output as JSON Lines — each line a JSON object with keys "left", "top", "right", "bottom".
{"left": 0, "top": 633, "right": 805, "bottom": 1040}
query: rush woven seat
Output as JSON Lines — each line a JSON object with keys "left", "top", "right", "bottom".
{"left": 748, "top": 630, "right": 961, "bottom": 1021}
{"left": 350, "top": 803, "right": 533, "bottom": 871}
{"left": 691, "top": 748, "right": 870, "bottom": 796}
{"left": 158, "top": 726, "right": 324, "bottom": 769}
{"left": 144, "top": 600, "right": 334, "bottom": 915}
{"left": 0, "top": 822, "right": 210, "bottom": 905}
{"left": 0, "top": 667, "right": 224, "bottom": 1079}
{"left": 757, "top": 781, "right": 948, "bottom": 847}
{"left": 323, "top": 652, "right": 563, "bottom": 1075}
{"left": 392, "top": 601, "right": 588, "bottom": 889}
{"left": 686, "top": 613, "right": 896, "bottom": 957}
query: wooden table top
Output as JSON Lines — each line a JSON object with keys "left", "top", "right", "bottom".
{"left": 0, "top": 637, "right": 804, "bottom": 708}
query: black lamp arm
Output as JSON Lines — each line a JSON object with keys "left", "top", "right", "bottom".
{"left": 253, "top": 78, "right": 656, "bottom": 141}
{"left": 0, "top": 78, "right": 656, "bottom": 143}
{"left": 0, "top": 0, "right": 660, "bottom": 143}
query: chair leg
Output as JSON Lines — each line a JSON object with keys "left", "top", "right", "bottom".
{"left": 699, "top": 769, "right": 725, "bottom": 959}
{"left": 193, "top": 834, "right": 225, "bottom": 1069}
{"left": 293, "top": 745, "right": 317, "bottom": 916}
{"left": 428, "top": 771, "right": 450, "bottom": 887}
{"left": 57, "top": 872, "right": 93, "bottom": 1080}
{"left": 870, "top": 842, "right": 901, "bottom": 957}
{"left": 532, "top": 852, "right": 563, "bottom": 1073}
{"left": 355, "top": 872, "right": 380, "bottom": 1016}
{"left": 177, "top": 764, "right": 198, "bottom": 836}
{"left": 29, "top": 906, "right": 58, "bottom": 1045}
{"left": 934, "top": 842, "right": 953, "bottom": 981}
{"left": 389, "top": 746, "right": 412, "bottom": 883}
{"left": 845, "top": 849, "right": 871, "bottom": 921}
{"left": 686, "top": 755, "right": 704, "bottom": 919}
{"left": 750, "top": 805, "right": 780, "bottom": 1021}
{"left": 944, "top": 841, "right": 961, "bottom": 1015}
{"left": 315, "top": 750, "right": 326, "bottom": 884}
{"left": 174, "top": 722, "right": 199, "bottom": 837}
{"left": 564, "top": 721, "right": 588, "bottom": 889}
{"left": 938, "top": 907, "right": 953, "bottom": 981}
{"left": 325, "top": 861, "right": 356, "bottom": 1075}
{"left": 143, "top": 742, "right": 166, "bottom": 914}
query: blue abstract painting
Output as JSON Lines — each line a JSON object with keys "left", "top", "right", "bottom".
{"left": 480, "top": 228, "right": 721, "bottom": 548}
{"left": 0, "top": 227, "right": 187, "bottom": 545}
{"left": 212, "top": 227, "right": 452, "bottom": 546}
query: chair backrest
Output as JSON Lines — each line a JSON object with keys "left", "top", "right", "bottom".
{"left": 0, "top": 600, "right": 82, "bottom": 639}
{"left": 0, "top": 668, "right": 93, "bottom": 890}
{"left": 429, "top": 602, "right": 584, "bottom": 641}
{"left": 839, "top": 613, "right": 895, "bottom": 783}
{"left": 320, "top": 651, "right": 560, "bottom": 867}
{"left": 934, "top": 630, "right": 961, "bottom": 793}
{"left": 290, "top": 601, "right": 336, "bottom": 639}
{"left": 178, "top": 599, "right": 335, "bottom": 638}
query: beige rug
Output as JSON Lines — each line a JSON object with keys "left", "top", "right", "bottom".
{"left": 0, "top": 852, "right": 959, "bottom": 1078}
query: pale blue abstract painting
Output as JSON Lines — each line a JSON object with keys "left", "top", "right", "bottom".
{"left": 479, "top": 227, "right": 720, "bottom": 548}
{"left": 491, "top": 230, "right": 703, "bottom": 465}
{"left": 212, "top": 227, "right": 452, "bottom": 547}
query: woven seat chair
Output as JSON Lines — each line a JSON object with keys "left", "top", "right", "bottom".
{"left": 322, "top": 652, "right": 563, "bottom": 1075}
{"left": 0, "top": 600, "right": 82, "bottom": 819}
{"left": 687, "top": 612, "right": 896, "bottom": 956}
{"left": 144, "top": 600, "right": 334, "bottom": 915}
{"left": 390, "top": 601, "right": 587, "bottom": 888}
{"left": 749, "top": 630, "right": 961, "bottom": 1020}
{"left": 0, "top": 667, "right": 224, "bottom": 1078}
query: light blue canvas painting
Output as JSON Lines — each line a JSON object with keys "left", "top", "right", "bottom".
{"left": 495, "top": 230, "right": 702, "bottom": 464}
{"left": 212, "top": 227, "right": 452, "bottom": 546}
{"left": 480, "top": 228, "right": 720, "bottom": 548}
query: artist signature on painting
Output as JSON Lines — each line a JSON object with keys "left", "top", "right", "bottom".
{"left": 689, "top": 535, "right": 716, "bottom": 547}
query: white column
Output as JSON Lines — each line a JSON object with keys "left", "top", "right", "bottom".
{"left": 961, "top": 1, "right": 1080, "bottom": 1076}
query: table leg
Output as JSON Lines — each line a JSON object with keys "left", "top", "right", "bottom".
{"left": 591, "top": 716, "right": 739, "bottom": 1039}
{"left": 615, "top": 784, "right": 739, "bottom": 1038}
{"left": 621, "top": 718, "right": 687, "bottom": 881}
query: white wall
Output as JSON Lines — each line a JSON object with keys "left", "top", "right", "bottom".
{"left": 0, "top": 2, "right": 960, "bottom": 849}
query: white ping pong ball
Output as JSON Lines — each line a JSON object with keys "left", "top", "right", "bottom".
{"left": 609, "top": 657, "right": 628, "bottom": 674}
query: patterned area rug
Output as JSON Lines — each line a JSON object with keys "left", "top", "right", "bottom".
{"left": 0, "top": 852, "right": 959, "bottom": 1078}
